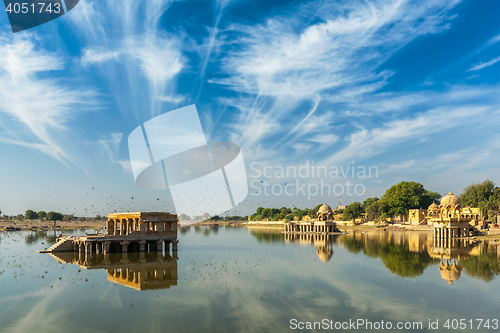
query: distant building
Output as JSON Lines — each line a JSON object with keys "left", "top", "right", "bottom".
{"left": 408, "top": 192, "right": 483, "bottom": 238}
{"left": 284, "top": 204, "right": 340, "bottom": 234}
{"left": 39, "top": 212, "right": 179, "bottom": 254}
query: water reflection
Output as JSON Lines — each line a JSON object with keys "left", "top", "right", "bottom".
{"left": 284, "top": 233, "right": 337, "bottom": 263}
{"left": 24, "top": 231, "right": 58, "bottom": 246}
{"left": 249, "top": 228, "right": 500, "bottom": 283}
{"left": 50, "top": 252, "right": 178, "bottom": 290}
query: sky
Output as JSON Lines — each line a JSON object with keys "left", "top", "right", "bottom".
{"left": 0, "top": 0, "right": 499, "bottom": 217}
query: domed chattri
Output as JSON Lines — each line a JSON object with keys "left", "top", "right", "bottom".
{"left": 428, "top": 202, "right": 439, "bottom": 211}
{"left": 317, "top": 203, "right": 333, "bottom": 221}
{"left": 440, "top": 192, "right": 461, "bottom": 207}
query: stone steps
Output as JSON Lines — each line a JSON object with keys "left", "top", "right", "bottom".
{"left": 41, "top": 238, "right": 75, "bottom": 253}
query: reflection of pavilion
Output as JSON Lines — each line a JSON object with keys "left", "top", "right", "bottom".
{"left": 428, "top": 238, "right": 480, "bottom": 284}
{"left": 51, "top": 252, "right": 178, "bottom": 290}
{"left": 284, "top": 232, "right": 336, "bottom": 263}
{"left": 439, "top": 258, "right": 462, "bottom": 284}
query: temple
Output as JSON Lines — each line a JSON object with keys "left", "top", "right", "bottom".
{"left": 284, "top": 204, "right": 340, "bottom": 234}
{"left": 409, "top": 192, "right": 484, "bottom": 238}
{"left": 38, "top": 212, "right": 179, "bottom": 255}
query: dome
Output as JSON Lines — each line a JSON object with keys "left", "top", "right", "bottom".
{"left": 317, "top": 247, "right": 333, "bottom": 263}
{"left": 439, "top": 261, "right": 462, "bottom": 284}
{"left": 428, "top": 202, "right": 438, "bottom": 211}
{"left": 440, "top": 192, "right": 461, "bottom": 207}
{"left": 317, "top": 204, "right": 333, "bottom": 215}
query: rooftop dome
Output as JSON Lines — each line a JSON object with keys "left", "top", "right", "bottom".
{"left": 428, "top": 202, "right": 439, "bottom": 210}
{"left": 439, "top": 261, "right": 462, "bottom": 284}
{"left": 317, "top": 247, "right": 333, "bottom": 263}
{"left": 317, "top": 203, "right": 333, "bottom": 215}
{"left": 440, "top": 192, "right": 461, "bottom": 207}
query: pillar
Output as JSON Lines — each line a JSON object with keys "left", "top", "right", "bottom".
{"left": 122, "top": 241, "right": 129, "bottom": 253}
{"left": 121, "top": 219, "right": 126, "bottom": 235}
{"left": 96, "top": 242, "right": 100, "bottom": 254}
{"left": 103, "top": 241, "right": 110, "bottom": 254}
{"left": 157, "top": 240, "right": 163, "bottom": 252}
{"left": 172, "top": 240, "right": 178, "bottom": 252}
{"left": 108, "top": 219, "right": 114, "bottom": 235}
{"left": 84, "top": 242, "right": 91, "bottom": 255}
{"left": 139, "top": 240, "right": 146, "bottom": 252}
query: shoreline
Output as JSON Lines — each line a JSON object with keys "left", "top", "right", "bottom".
{"left": 190, "top": 220, "right": 500, "bottom": 241}
{"left": 0, "top": 220, "right": 106, "bottom": 231}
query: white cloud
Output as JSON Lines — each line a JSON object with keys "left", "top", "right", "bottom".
{"left": 0, "top": 35, "right": 96, "bottom": 162}
{"left": 156, "top": 95, "right": 186, "bottom": 104}
{"left": 82, "top": 48, "right": 121, "bottom": 65}
{"left": 125, "top": 36, "right": 184, "bottom": 96}
{"left": 467, "top": 56, "right": 500, "bottom": 72}
{"left": 487, "top": 33, "right": 500, "bottom": 46}
{"left": 323, "top": 105, "right": 489, "bottom": 166}
{"left": 309, "top": 134, "right": 339, "bottom": 145}
{"left": 212, "top": 0, "right": 462, "bottom": 167}
{"left": 98, "top": 133, "right": 131, "bottom": 172}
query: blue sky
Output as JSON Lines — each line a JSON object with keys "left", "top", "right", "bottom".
{"left": 0, "top": 0, "right": 499, "bottom": 217}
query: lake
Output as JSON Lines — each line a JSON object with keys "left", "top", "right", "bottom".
{"left": 0, "top": 227, "right": 499, "bottom": 332}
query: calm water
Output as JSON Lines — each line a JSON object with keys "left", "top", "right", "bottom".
{"left": 0, "top": 227, "right": 499, "bottom": 333}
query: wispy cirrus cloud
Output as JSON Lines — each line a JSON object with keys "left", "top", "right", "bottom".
{"left": 82, "top": 48, "right": 121, "bottom": 65}
{"left": 98, "top": 133, "right": 131, "bottom": 172}
{"left": 212, "top": 0, "right": 462, "bottom": 165}
{"left": 73, "top": 0, "right": 186, "bottom": 119}
{"left": 0, "top": 35, "right": 95, "bottom": 162}
{"left": 467, "top": 56, "right": 500, "bottom": 72}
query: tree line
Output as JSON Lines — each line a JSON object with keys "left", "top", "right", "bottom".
{"left": 2, "top": 179, "right": 498, "bottom": 224}
{"left": 247, "top": 179, "right": 500, "bottom": 223}
{"left": 0, "top": 209, "right": 105, "bottom": 224}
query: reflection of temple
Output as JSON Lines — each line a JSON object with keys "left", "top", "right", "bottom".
{"left": 409, "top": 192, "right": 483, "bottom": 238}
{"left": 51, "top": 251, "right": 178, "bottom": 290}
{"left": 284, "top": 204, "right": 340, "bottom": 235}
{"left": 39, "top": 212, "right": 178, "bottom": 255}
{"left": 284, "top": 232, "right": 336, "bottom": 263}
{"left": 439, "top": 258, "right": 462, "bottom": 284}
{"left": 429, "top": 236, "right": 488, "bottom": 284}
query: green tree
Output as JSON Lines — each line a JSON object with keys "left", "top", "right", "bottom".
{"left": 362, "top": 197, "right": 380, "bottom": 220}
{"left": 383, "top": 181, "right": 435, "bottom": 216}
{"left": 362, "top": 197, "right": 379, "bottom": 211}
{"left": 46, "top": 211, "right": 64, "bottom": 228}
{"left": 262, "top": 208, "right": 272, "bottom": 219}
{"left": 343, "top": 202, "right": 363, "bottom": 222}
{"left": 251, "top": 213, "right": 263, "bottom": 221}
{"left": 25, "top": 210, "right": 38, "bottom": 220}
{"left": 422, "top": 191, "right": 441, "bottom": 206}
{"left": 280, "top": 207, "right": 291, "bottom": 215}
{"left": 488, "top": 188, "right": 500, "bottom": 214}
{"left": 256, "top": 207, "right": 264, "bottom": 214}
{"left": 38, "top": 211, "right": 46, "bottom": 220}
{"left": 460, "top": 180, "right": 496, "bottom": 218}
{"left": 462, "top": 244, "right": 500, "bottom": 282}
